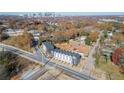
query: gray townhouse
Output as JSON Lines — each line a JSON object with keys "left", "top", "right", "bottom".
{"left": 42, "top": 41, "right": 81, "bottom": 65}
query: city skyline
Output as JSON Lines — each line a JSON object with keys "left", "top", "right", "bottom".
{"left": 0, "top": 12, "right": 124, "bottom": 16}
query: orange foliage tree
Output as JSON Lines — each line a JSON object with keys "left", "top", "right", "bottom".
{"left": 88, "top": 31, "right": 99, "bottom": 42}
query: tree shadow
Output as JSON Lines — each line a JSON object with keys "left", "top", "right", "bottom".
{"left": 0, "top": 51, "right": 24, "bottom": 79}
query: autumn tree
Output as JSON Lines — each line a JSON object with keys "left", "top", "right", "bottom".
{"left": 99, "top": 22, "right": 113, "bottom": 31}
{"left": 12, "top": 32, "right": 34, "bottom": 51}
{"left": 79, "top": 31, "right": 89, "bottom": 36}
{"left": 88, "top": 31, "right": 99, "bottom": 42}
{"left": 112, "top": 33, "right": 124, "bottom": 45}
{"left": 120, "top": 23, "right": 124, "bottom": 34}
{"left": 120, "top": 53, "right": 124, "bottom": 67}
{"left": 38, "top": 36, "right": 42, "bottom": 46}
{"left": 0, "top": 26, "right": 9, "bottom": 42}
{"left": 112, "top": 48, "right": 124, "bottom": 66}
{"left": 0, "top": 51, "right": 23, "bottom": 79}
{"left": 0, "top": 27, "right": 3, "bottom": 42}
{"left": 85, "top": 37, "right": 92, "bottom": 45}
{"left": 8, "top": 19, "right": 17, "bottom": 29}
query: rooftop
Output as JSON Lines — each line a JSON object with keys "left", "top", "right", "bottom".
{"left": 43, "top": 41, "right": 81, "bottom": 58}
{"left": 42, "top": 41, "right": 54, "bottom": 50}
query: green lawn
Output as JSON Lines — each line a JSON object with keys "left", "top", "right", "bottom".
{"left": 95, "top": 56, "right": 124, "bottom": 80}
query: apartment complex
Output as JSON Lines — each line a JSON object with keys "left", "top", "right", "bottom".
{"left": 42, "top": 41, "right": 81, "bottom": 65}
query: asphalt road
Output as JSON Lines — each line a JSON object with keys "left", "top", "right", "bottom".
{"left": 82, "top": 31, "right": 103, "bottom": 76}
{"left": 0, "top": 43, "right": 95, "bottom": 80}
{"left": 35, "top": 46, "right": 95, "bottom": 80}
{"left": 21, "top": 67, "right": 48, "bottom": 80}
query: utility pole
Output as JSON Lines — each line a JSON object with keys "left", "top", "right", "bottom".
{"left": 0, "top": 44, "right": 4, "bottom": 60}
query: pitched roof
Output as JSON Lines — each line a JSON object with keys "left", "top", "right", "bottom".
{"left": 42, "top": 41, "right": 54, "bottom": 50}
